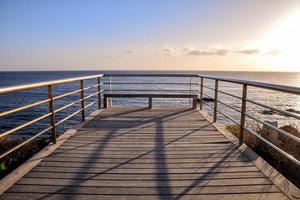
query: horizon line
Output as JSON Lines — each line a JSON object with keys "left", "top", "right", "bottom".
{"left": 0, "top": 69, "right": 300, "bottom": 73}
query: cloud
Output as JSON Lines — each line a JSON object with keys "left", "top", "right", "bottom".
{"left": 98, "top": 55, "right": 112, "bottom": 60}
{"left": 181, "top": 48, "right": 190, "bottom": 52}
{"left": 121, "top": 45, "right": 265, "bottom": 58}
{"left": 161, "top": 45, "right": 175, "bottom": 54}
{"left": 122, "top": 50, "right": 134, "bottom": 54}
{"left": 162, "top": 48, "right": 174, "bottom": 53}
{"left": 187, "top": 50, "right": 213, "bottom": 56}
{"left": 234, "top": 49, "right": 260, "bottom": 55}
{"left": 265, "top": 50, "right": 281, "bottom": 55}
{"left": 215, "top": 49, "right": 230, "bottom": 56}
{"left": 187, "top": 48, "right": 230, "bottom": 56}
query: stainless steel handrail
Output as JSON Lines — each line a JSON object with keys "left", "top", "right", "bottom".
{"left": 198, "top": 74, "right": 300, "bottom": 95}
{"left": 244, "top": 127, "right": 300, "bottom": 166}
{"left": 0, "top": 74, "right": 103, "bottom": 94}
{"left": 102, "top": 82, "right": 200, "bottom": 85}
{"left": 246, "top": 98, "right": 300, "bottom": 120}
{"left": 198, "top": 74, "right": 300, "bottom": 166}
{"left": 0, "top": 98, "right": 51, "bottom": 117}
{"left": 103, "top": 73, "right": 199, "bottom": 77}
{"left": 216, "top": 99, "right": 241, "bottom": 113}
{"left": 104, "top": 73, "right": 198, "bottom": 107}
{"left": 0, "top": 74, "right": 103, "bottom": 159}
{"left": 245, "top": 112, "right": 300, "bottom": 143}
{"left": 218, "top": 89, "right": 242, "bottom": 100}
{"left": 104, "top": 89, "right": 199, "bottom": 92}
{"left": 0, "top": 113, "right": 52, "bottom": 139}
{"left": 202, "top": 85, "right": 215, "bottom": 91}
{"left": 1, "top": 72, "right": 299, "bottom": 168}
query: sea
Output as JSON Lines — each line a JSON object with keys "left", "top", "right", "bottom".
{"left": 0, "top": 70, "right": 300, "bottom": 140}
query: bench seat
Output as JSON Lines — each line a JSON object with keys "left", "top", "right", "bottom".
{"left": 103, "top": 93, "right": 198, "bottom": 109}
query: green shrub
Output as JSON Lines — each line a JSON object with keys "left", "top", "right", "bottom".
{"left": 0, "top": 137, "right": 49, "bottom": 179}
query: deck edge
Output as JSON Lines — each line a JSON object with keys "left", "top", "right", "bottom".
{"left": 199, "top": 110, "right": 300, "bottom": 200}
{"left": 0, "top": 109, "right": 102, "bottom": 194}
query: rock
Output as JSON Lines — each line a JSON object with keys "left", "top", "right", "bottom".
{"left": 261, "top": 110, "right": 277, "bottom": 115}
{"left": 286, "top": 108, "right": 300, "bottom": 114}
{"left": 202, "top": 97, "right": 214, "bottom": 102}
{"left": 279, "top": 125, "right": 299, "bottom": 137}
{"left": 261, "top": 121, "right": 279, "bottom": 143}
{"left": 260, "top": 108, "right": 300, "bottom": 116}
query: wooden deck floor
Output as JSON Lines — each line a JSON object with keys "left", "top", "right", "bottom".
{"left": 0, "top": 107, "right": 289, "bottom": 199}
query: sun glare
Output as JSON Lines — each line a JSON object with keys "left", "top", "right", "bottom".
{"left": 256, "top": 8, "right": 300, "bottom": 71}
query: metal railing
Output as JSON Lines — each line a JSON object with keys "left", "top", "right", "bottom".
{"left": 0, "top": 74, "right": 103, "bottom": 159}
{"left": 198, "top": 74, "right": 300, "bottom": 166}
{"left": 0, "top": 72, "right": 299, "bottom": 168}
{"left": 103, "top": 73, "right": 200, "bottom": 106}
{"left": 103, "top": 73, "right": 300, "bottom": 167}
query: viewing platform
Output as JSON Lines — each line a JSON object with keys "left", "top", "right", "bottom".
{"left": 0, "top": 73, "right": 299, "bottom": 199}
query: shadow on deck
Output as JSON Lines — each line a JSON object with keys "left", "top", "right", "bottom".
{"left": 0, "top": 107, "right": 290, "bottom": 200}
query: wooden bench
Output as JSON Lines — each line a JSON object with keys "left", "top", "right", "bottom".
{"left": 103, "top": 93, "right": 198, "bottom": 109}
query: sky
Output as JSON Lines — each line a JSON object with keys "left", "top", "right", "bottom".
{"left": 0, "top": 0, "right": 300, "bottom": 72}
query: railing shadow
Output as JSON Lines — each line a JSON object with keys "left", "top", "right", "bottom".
{"left": 34, "top": 107, "right": 224, "bottom": 199}
{"left": 48, "top": 107, "right": 203, "bottom": 155}
{"left": 154, "top": 112, "right": 171, "bottom": 199}
{"left": 171, "top": 148, "right": 237, "bottom": 200}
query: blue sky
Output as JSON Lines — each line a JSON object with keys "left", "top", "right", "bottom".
{"left": 1, "top": 0, "right": 300, "bottom": 71}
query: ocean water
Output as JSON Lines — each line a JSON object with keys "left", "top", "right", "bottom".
{"left": 0, "top": 71, "right": 300, "bottom": 141}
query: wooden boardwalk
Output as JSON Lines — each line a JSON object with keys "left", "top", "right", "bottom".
{"left": 0, "top": 107, "right": 290, "bottom": 199}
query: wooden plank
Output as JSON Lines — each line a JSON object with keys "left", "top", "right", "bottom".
{"left": 55, "top": 145, "right": 236, "bottom": 150}
{"left": 65, "top": 135, "right": 227, "bottom": 140}
{"left": 46, "top": 152, "right": 243, "bottom": 159}
{"left": 58, "top": 144, "right": 234, "bottom": 149}
{"left": 60, "top": 139, "right": 231, "bottom": 145}
{"left": 24, "top": 171, "right": 267, "bottom": 180}
{"left": 6, "top": 184, "right": 281, "bottom": 195}
{"left": 70, "top": 133, "right": 225, "bottom": 138}
{"left": 0, "top": 107, "right": 290, "bottom": 200}
{"left": 50, "top": 150, "right": 240, "bottom": 157}
{"left": 57, "top": 143, "right": 233, "bottom": 148}
{"left": 30, "top": 166, "right": 261, "bottom": 173}
{"left": 37, "top": 161, "right": 254, "bottom": 168}
{"left": 53, "top": 148, "right": 238, "bottom": 154}
{"left": 43, "top": 156, "right": 248, "bottom": 163}
{"left": 16, "top": 177, "right": 272, "bottom": 187}
{"left": 0, "top": 193, "right": 289, "bottom": 200}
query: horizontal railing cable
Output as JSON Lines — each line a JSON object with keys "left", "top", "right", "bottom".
{"left": 0, "top": 74, "right": 104, "bottom": 159}
{"left": 0, "top": 72, "right": 299, "bottom": 169}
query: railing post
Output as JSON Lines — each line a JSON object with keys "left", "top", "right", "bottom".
{"left": 200, "top": 77, "right": 203, "bottom": 110}
{"left": 192, "top": 96, "right": 197, "bottom": 109}
{"left": 97, "top": 77, "right": 101, "bottom": 109}
{"left": 189, "top": 76, "right": 192, "bottom": 106}
{"left": 80, "top": 80, "right": 85, "bottom": 121}
{"left": 148, "top": 97, "right": 152, "bottom": 109}
{"left": 47, "top": 85, "right": 56, "bottom": 144}
{"left": 213, "top": 80, "right": 218, "bottom": 122}
{"left": 239, "top": 84, "right": 247, "bottom": 145}
{"left": 109, "top": 76, "right": 112, "bottom": 107}
{"left": 104, "top": 95, "right": 108, "bottom": 108}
